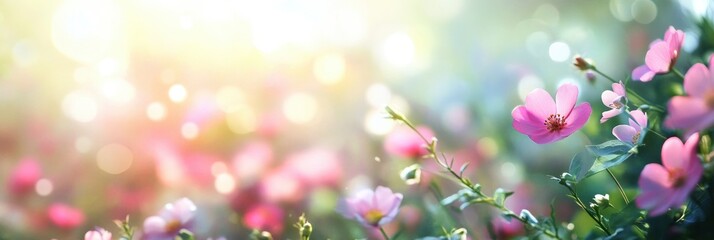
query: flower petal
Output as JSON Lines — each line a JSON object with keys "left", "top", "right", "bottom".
{"left": 527, "top": 132, "right": 563, "bottom": 144}
{"left": 628, "top": 109, "right": 648, "bottom": 129}
{"left": 664, "top": 26, "right": 684, "bottom": 55}
{"left": 645, "top": 41, "right": 672, "bottom": 73}
{"left": 636, "top": 164, "right": 674, "bottom": 216}
{"left": 612, "top": 125, "right": 638, "bottom": 144}
{"left": 669, "top": 158, "right": 703, "bottom": 211}
{"left": 661, "top": 136, "right": 685, "bottom": 172}
{"left": 560, "top": 103, "right": 591, "bottom": 137}
{"left": 683, "top": 63, "right": 712, "bottom": 97}
{"left": 601, "top": 90, "right": 621, "bottom": 108}
{"left": 600, "top": 108, "right": 621, "bottom": 123}
{"left": 524, "top": 88, "right": 555, "bottom": 121}
{"left": 378, "top": 193, "right": 403, "bottom": 226}
{"left": 143, "top": 216, "right": 167, "bottom": 235}
{"left": 632, "top": 65, "right": 653, "bottom": 81}
{"left": 664, "top": 97, "right": 714, "bottom": 134}
{"left": 613, "top": 81, "right": 626, "bottom": 96}
{"left": 556, "top": 83, "right": 578, "bottom": 117}
{"left": 512, "top": 106, "right": 547, "bottom": 135}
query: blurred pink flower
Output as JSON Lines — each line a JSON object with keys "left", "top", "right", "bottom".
{"left": 632, "top": 26, "right": 684, "bottom": 82}
{"left": 7, "top": 158, "right": 42, "bottom": 196}
{"left": 243, "top": 203, "right": 284, "bottom": 235}
{"left": 384, "top": 125, "right": 434, "bottom": 159}
{"left": 664, "top": 55, "right": 714, "bottom": 137}
{"left": 84, "top": 227, "right": 112, "bottom": 240}
{"left": 613, "top": 109, "right": 647, "bottom": 144}
{"left": 48, "top": 203, "right": 85, "bottom": 229}
{"left": 512, "top": 83, "right": 591, "bottom": 144}
{"left": 636, "top": 133, "right": 702, "bottom": 216}
{"left": 600, "top": 81, "right": 627, "bottom": 123}
{"left": 339, "top": 186, "right": 403, "bottom": 227}
{"left": 281, "top": 148, "right": 343, "bottom": 187}
{"left": 143, "top": 198, "right": 197, "bottom": 240}
{"left": 232, "top": 141, "right": 274, "bottom": 182}
{"left": 259, "top": 169, "right": 305, "bottom": 203}
{"left": 228, "top": 184, "right": 260, "bottom": 212}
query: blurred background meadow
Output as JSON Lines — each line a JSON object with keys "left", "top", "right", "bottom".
{"left": 0, "top": 0, "right": 711, "bottom": 239}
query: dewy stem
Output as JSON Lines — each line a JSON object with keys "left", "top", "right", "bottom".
{"left": 379, "top": 226, "right": 390, "bottom": 240}
{"left": 385, "top": 107, "right": 562, "bottom": 239}
{"left": 605, "top": 168, "right": 630, "bottom": 204}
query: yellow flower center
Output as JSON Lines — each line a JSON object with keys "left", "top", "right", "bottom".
{"left": 364, "top": 209, "right": 384, "bottom": 226}
{"left": 705, "top": 91, "right": 714, "bottom": 109}
{"left": 165, "top": 220, "right": 182, "bottom": 233}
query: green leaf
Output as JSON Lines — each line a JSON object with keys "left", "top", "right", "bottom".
{"left": 586, "top": 140, "right": 631, "bottom": 156}
{"left": 608, "top": 201, "right": 643, "bottom": 227}
{"left": 441, "top": 193, "right": 461, "bottom": 206}
{"left": 570, "top": 141, "right": 636, "bottom": 181}
{"left": 568, "top": 150, "right": 596, "bottom": 181}
{"left": 585, "top": 153, "right": 633, "bottom": 178}
{"left": 459, "top": 162, "right": 470, "bottom": 176}
{"left": 178, "top": 229, "right": 196, "bottom": 240}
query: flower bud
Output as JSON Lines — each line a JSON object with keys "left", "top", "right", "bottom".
{"left": 399, "top": 164, "right": 422, "bottom": 185}
{"left": 249, "top": 230, "right": 273, "bottom": 240}
{"left": 585, "top": 70, "right": 596, "bottom": 84}
{"left": 300, "top": 222, "right": 312, "bottom": 239}
{"left": 573, "top": 56, "right": 593, "bottom": 71}
{"left": 451, "top": 228, "right": 468, "bottom": 240}
{"left": 592, "top": 194, "right": 611, "bottom": 209}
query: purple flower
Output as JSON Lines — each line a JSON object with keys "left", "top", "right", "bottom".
{"left": 143, "top": 198, "right": 197, "bottom": 240}
{"left": 339, "top": 186, "right": 403, "bottom": 227}
{"left": 612, "top": 109, "right": 647, "bottom": 145}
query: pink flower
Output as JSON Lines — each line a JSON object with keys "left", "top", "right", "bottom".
{"left": 339, "top": 186, "right": 403, "bottom": 227}
{"left": 232, "top": 141, "right": 274, "bottom": 181}
{"left": 281, "top": 148, "right": 343, "bottom": 187}
{"left": 636, "top": 133, "right": 703, "bottom": 216}
{"left": 600, "top": 81, "right": 627, "bottom": 123}
{"left": 613, "top": 109, "right": 647, "bottom": 145}
{"left": 7, "top": 158, "right": 42, "bottom": 196}
{"left": 632, "top": 26, "right": 684, "bottom": 82}
{"left": 664, "top": 55, "right": 714, "bottom": 136}
{"left": 143, "top": 198, "right": 197, "bottom": 240}
{"left": 48, "top": 203, "right": 85, "bottom": 229}
{"left": 85, "top": 227, "right": 112, "bottom": 240}
{"left": 243, "top": 203, "right": 284, "bottom": 235}
{"left": 512, "top": 83, "right": 592, "bottom": 144}
{"left": 384, "top": 125, "right": 434, "bottom": 159}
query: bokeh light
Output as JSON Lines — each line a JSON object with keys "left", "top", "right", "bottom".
{"left": 282, "top": 92, "right": 318, "bottom": 124}
{"left": 96, "top": 144, "right": 133, "bottom": 175}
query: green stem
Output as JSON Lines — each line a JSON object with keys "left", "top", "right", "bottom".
{"left": 673, "top": 68, "right": 685, "bottom": 80}
{"left": 605, "top": 168, "right": 629, "bottom": 204}
{"left": 379, "top": 227, "right": 390, "bottom": 240}
{"left": 387, "top": 107, "right": 562, "bottom": 239}
{"left": 568, "top": 185, "right": 612, "bottom": 235}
